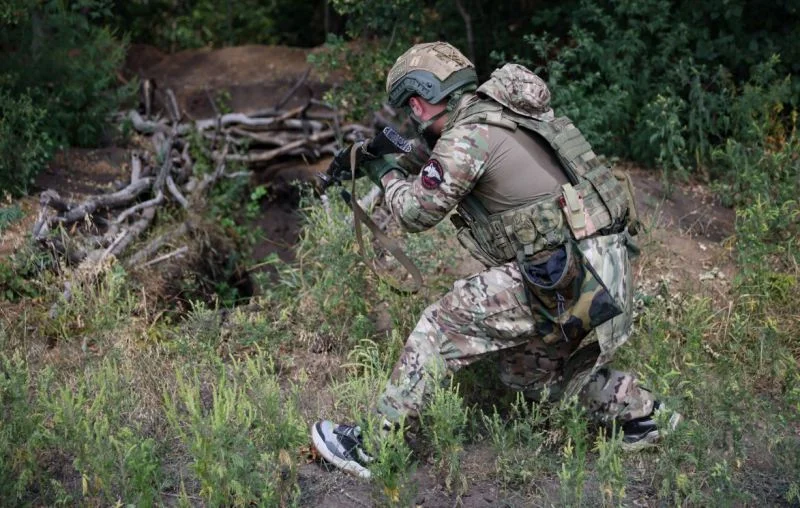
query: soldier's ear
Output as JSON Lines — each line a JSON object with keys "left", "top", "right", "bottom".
{"left": 408, "top": 96, "right": 424, "bottom": 117}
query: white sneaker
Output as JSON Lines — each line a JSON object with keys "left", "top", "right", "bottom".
{"left": 311, "top": 420, "right": 373, "bottom": 479}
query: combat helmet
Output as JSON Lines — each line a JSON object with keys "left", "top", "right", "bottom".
{"left": 386, "top": 42, "right": 477, "bottom": 108}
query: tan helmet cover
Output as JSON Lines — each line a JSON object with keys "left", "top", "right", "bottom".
{"left": 386, "top": 42, "right": 477, "bottom": 107}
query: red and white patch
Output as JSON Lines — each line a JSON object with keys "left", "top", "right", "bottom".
{"left": 420, "top": 159, "right": 444, "bottom": 190}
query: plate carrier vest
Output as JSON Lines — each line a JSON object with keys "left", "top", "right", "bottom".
{"left": 449, "top": 95, "right": 637, "bottom": 266}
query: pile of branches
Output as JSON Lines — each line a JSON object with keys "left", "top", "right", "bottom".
{"left": 32, "top": 85, "right": 376, "bottom": 272}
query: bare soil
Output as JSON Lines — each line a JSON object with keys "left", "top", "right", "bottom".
{"left": 0, "top": 43, "right": 742, "bottom": 507}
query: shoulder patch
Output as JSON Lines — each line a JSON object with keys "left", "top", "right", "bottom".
{"left": 420, "top": 159, "right": 444, "bottom": 190}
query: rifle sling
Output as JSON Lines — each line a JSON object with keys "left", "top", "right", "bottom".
{"left": 349, "top": 143, "right": 423, "bottom": 294}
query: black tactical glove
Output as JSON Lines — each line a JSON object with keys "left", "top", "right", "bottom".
{"left": 326, "top": 143, "right": 377, "bottom": 181}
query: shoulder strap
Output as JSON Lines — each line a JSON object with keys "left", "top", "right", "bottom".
{"left": 348, "top": 143, "right": 423, "bottom": 294}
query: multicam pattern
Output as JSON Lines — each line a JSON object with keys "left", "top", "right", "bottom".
{"left": 382, "top": 122, "right": 489, "bottom": 232}
{"left": 377, "top": 233, "right": 651, "bottom": 424}
{"left": 374, "top": 59, "right": 651, "bottom": 427}
{"left": 386, "top": 42, "right": 473, "bottom": 87}
{"left": 477, "top": 63, "right": 554, "bottom": 120}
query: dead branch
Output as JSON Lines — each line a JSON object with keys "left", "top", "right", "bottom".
{"left": 126, "top": 221, "right": 193, "bottom": 267}
{"left": 223, "top": 129, "right": 334, "bottom": 164}
{"left": 140, "top": 245, "right": 189, "bottom": 268}
{"left": 223, "top": 171, "right": 253, "bottom": 179}
{"left": 111, "top": 207, "right": 156, "bottom": 257}
{"left": 130, "top": 152, "right": 142, "bottom": 184}
{"left": 153, "top": 136, "right": 175, "bottom": 193}
{"left": 114, "top": 191, "right": 164, "bottom": 225}
{"left": 127, "top": 110, "right": 192, "bottom": 136}
{"left": 165, "top": 88, "right": 181, "bottom": 123}
{"left": 166, "top": 176, "right": 189, "bottom": 208}
{"left": 51, "top": 177, "right": 154, "bottom": 225}
{"left": 274, "top": 67, "right": 311, "bottom": 111}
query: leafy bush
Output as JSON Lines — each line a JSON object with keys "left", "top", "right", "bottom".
{"left": 0, "top": 91, "right": 54, "bottom": 195}
{"left": 0, "top": 1, "right": 132, "bottom": 148}
{"left": 0, "top": 353, "right": 42, "bottom": 501}
{"left": 516, "top": 0, "right": 798, "bottom": 179}
{"left": 111, "top": 0, "right": 327, "bottom": 50}
{"left": 164, "top": 354, "right": 305, "bottom": 506}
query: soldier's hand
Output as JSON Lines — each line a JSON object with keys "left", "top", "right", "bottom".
{"left": 327, "top": 142, "right": 377, "bottom": 181}
{"left": 362, "top": 155, "right": 408, "bottom": 188}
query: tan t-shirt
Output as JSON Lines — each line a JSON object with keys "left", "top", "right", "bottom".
{"left": 470, "top": 124, "right": 568, "bottom": 214}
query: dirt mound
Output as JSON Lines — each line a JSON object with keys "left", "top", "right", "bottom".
{"left": 127, "top": 44, "right": 331, "bottom": 118}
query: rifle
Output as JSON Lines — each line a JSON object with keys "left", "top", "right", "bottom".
{"left": 317, "top": 126, "right": 422, "bottom": 293}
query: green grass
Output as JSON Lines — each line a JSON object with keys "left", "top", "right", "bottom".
{"left": 0, "top": 147, "right": 797, "bottom": 506}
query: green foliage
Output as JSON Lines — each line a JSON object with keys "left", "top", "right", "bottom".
{"left": 0, "top": 242, "right": 53, "bottom": 302}
{"left": 45, "top": 264, "right": 137, "bottom": 342}
{"left": 309, "top": 34, "right": 409, "bottom": 123}
{"left": 39, "top": 360, "right": 161, "bottom": 505}
{"left": 163, "top": 353, "right": 305, "bottom": 506}
{"left": 0, "top": 353, "right": 42, "bottom": 501}
{"left": 501, "top": 0, "right": 799, "bottom": 185}
{"left": 593, "top": 427, "right": 625, "bottom": 507}
{"left": 111, "top": 0, "right": 326, "bottom": 50}
{"left": 0, "top": 91, "right": 55, "bottom": 196}
{"left": 290, "top": 190, "right": 372, "bottom": 348}
{"left": 481, "top": 394, "right": 550, "bottom": 489}
{"left": 423, "top": 378, "right": 469, "bottom": 494}
{"left": 364, "top": 418, "right": 416, "bottom": 507}
{"left": 0, "top": 0, "right": 133, "bottom": 149}
{"left": 555, "top": 398, "right": 589, "bottom": 506}
{"left": 333, "top": 338, "right": 393, "bottom": 420}
{"left": 0, "top": 204, "right": 24, "bottom": 233}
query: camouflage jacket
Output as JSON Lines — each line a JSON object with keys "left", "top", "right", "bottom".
{"left": 380, "top": 64, "right": 558, "bottom": 233}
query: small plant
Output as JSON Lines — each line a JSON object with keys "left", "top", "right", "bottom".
{"left": 364, "top": 418, "right": 416, "bottom": 508}
{"left": 163, "top": 353, "right": 305, "bottom": 506}
{"left": 555, "top": 397, "right": 589, "bottom": 507}
{"left": 45, "top": 262, "right": 137, "bottom": 342}
{"left": 423, "top": 377, "right": 469, "bottom": 494}
{"left": 0, "top": 353, "right": 42, "bottom": 501}
{"left": 0, "top": 203, "right": 23, "bottom": 233}
{"left": 333, "top": 338, "right": 393, "bottom": 420}
{"left": 481, "top": 394, "right": 549, "bottom": 489}
{"left": 38, "top": 359, "right": 162, "bottom": 505}
{"left": 594, "top": 426, "right": 625, "bottom": 507}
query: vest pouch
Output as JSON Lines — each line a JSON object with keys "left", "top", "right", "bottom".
{"left": 613, "top": 169, "right": 641, "bottom": 235}
{"left": 451, "top": 215, "right": 503, "bottom": 267}
{"left": 519, "top": 244, "right": 582, "bottom": 317}
{"left": 520, "top": 241, "right": 625, "bottom": 345}
{"left": 583, "top": 166, "right": 628, "bottom": 227}
{"left": 529, "top": 198, "right": 570, "bottom": 248}
{"left": 562, "top": 180, "right": 613, "bottom": 240}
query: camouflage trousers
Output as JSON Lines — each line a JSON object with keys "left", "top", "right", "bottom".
{"left": 376, "top": 232, "right": 655, "bottom": 425}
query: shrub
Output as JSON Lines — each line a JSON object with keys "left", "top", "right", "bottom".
{"left": 111, "top": 0, "right": 327, "bottom": 50}
{"left": 0, "top": 91, "right": 54, "bottom": 196}
{"left": 0, "top": 353, "right": 42, "bottom": 501}
{"left": 163, "top": 354, "right": 305, "bottom": 506}
{"left": 508, "top": 0, "right": 798, "bottom": 184}
{"left": 0, "top": 0, "right": 132, "bottom": 149}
